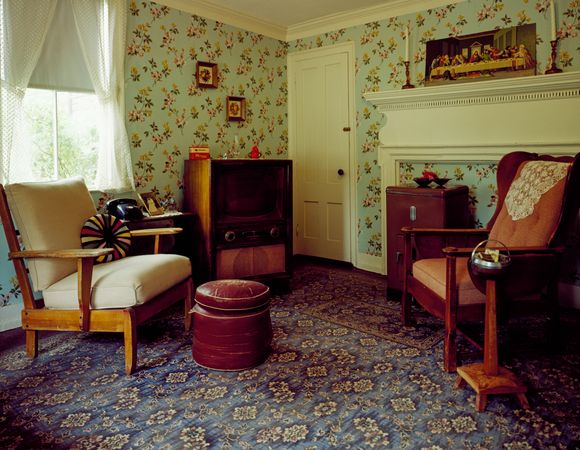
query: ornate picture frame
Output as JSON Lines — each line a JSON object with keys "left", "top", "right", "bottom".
{"left": 196, "top": 61, "right": 218, "bottom": 88}
{"left": 425, "top": 24, "right": 536, "bottom": 86}
{"left": 226, "top": 96, "right": 246, "bottom": 121}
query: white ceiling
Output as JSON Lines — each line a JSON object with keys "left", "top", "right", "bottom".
{"left": 155, "top": 0, "right": 463, "bottom": 41}
{"left": 192, "top": 0, "right": 399, "bottom": 28}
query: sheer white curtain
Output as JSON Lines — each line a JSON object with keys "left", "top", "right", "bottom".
{"left": 1, "top": 0, "right": 134, "bottom": 191}
{"left": 0, "top": 0, "right": 57, "bottom": 184}
{"left": 72, "top": 0, "right": 134, "bottom": 192}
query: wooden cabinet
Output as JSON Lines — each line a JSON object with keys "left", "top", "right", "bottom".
{"left": 183, "top": 159, "right": 292, "bottom": 290}
{"left": 386, "top": 185, "right": 470, "bottom": 292}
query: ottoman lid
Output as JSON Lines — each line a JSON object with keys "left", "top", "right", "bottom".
{"left": 195, "top": 279, "right": 270, "bottom": 310}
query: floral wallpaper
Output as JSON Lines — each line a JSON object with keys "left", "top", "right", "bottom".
{"left": 0, "top": 241, "right": 20, "bottom": 308}
{"left": 124, "top": 0, "right": 289, "bottom": 207}
{"left": 1, "top": 0, "right": 579, "bottom": 327}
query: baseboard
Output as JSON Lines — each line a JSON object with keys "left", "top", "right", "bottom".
{"left": 559, "top": 282, "right": 580, "bottom": 309}
{"left": 355, "top": 252, "right": 384, "bottom": 275}
{"left": 0, "top": 303, "right": 22, "bottom": 332}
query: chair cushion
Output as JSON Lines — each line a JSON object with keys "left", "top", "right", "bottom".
{"left": 80, "top": 214, "right": 131, "bottom": 263}
{"left": 5, "top": 177, "right": 97, "bottom": 291}
{"left": 490, "top": 160, "right": 571, "bottom": 247}
{"left": 43, "top": 254, "right": 191, "bottom": 309}
{"left": 413, "top": 258, "right": 486, "bottom": 306}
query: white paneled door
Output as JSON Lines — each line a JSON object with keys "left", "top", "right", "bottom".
{"left": 290, "top": 45, "right": 353, "bottom": 262}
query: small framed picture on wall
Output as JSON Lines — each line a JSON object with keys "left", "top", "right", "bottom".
{"left": 226, "top": 96, "right": 246, "bottom": 121}
{"left": 196, "top": 61, "right": 218, "bottom": 88}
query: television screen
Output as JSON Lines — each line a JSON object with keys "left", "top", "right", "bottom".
{"left": 215, "top": 165, "right": 285, "bottom": 223}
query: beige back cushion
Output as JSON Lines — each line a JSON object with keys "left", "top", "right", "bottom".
{"left": 5, "top": 177, "right": 97, "bottom": 290}
{"left": 489, "top": 161, "right": 571, "bottom": 247}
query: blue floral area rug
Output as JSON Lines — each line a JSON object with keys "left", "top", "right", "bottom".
{"left": 0, "top": 261, "right": 578, "bottom": 449}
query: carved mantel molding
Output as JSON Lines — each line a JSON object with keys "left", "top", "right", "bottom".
{"left": 364, "top": 71, "right": 580, "bottom": 112}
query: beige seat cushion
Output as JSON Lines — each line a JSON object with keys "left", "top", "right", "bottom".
{"left": 5, "top": 177, "right": 97, "bottom": 291}
{"left": 43, "top": 254, "right": 191, "bottom": 310}
{"left": 412, "top": 257, "right": 485, "bottom": 306}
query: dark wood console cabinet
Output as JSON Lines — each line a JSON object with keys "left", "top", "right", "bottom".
{"left": 386, "top": 184, "right": 470, "bottom": 292}
{"left": 183, "top": 159, "right": 292, "bottom": 290}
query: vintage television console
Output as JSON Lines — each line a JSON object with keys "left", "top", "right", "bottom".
{"left": 183, "top": 159, "right": 292, "bottom": 289}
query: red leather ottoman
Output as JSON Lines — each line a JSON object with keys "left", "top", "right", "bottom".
{"left": 191, "top": 279, "right": 272, "bottom": 371}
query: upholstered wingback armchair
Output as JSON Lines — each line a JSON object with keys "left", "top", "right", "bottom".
{"left": 401, "top": 151, "right": 580, "bottom": 372}
{"left": 0, "top": 177, "right": 193, "bottom": 374}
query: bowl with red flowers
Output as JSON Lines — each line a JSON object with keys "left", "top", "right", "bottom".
{"left": 414, "top": 170, "right": 450, "bottom": 188}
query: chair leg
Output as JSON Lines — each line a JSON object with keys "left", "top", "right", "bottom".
{"left": 401, "top": 292, "right": 415, "bottom": 327}
{"left": 184, "top": 279, "right": 193, "bottom": 333}
{"left": 123, "top": 309, "right": 137, "bottom": 375}
{"left": 444, "top": 328, "right": 457, "bottom": 373}
{"left": 25, "top": 330, "right": 38, "bottom": 358}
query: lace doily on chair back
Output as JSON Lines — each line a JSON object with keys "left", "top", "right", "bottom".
{"left": 505, "top": 161, "right": 571, "bottom": 221}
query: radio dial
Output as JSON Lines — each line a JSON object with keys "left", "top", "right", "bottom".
{"left": 270, "top": 226, "right": 280, "bottom": 238}
{"left": 224, "top": 230, "right": 236, "bottom": 242}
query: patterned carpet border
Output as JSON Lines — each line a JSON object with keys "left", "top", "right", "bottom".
{"left": 303, "top": 299, "right": 444, "bottom": 350}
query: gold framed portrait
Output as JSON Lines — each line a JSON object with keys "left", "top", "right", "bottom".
{"left": 196, "top": 61, "right": 218, "bottom": 88}
{"left": 226, "top": 96, "right": 246, "bottom": 121}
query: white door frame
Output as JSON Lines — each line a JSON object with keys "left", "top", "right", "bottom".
{"left": 287, "top": 41, "right": 357, "bottom": 267}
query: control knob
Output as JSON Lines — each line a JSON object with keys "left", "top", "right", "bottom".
{"left": 224, "top": 230, "right": 236, "bottom": 242}
{"left": 270, "top": 226, "right": 280, "bottom": 238}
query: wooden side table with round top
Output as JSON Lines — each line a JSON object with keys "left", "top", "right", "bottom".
{"left": 191, "top": 279, "right": 272, "bottom": 371}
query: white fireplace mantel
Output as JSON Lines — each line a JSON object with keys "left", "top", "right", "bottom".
{"left": 363, "top": 71, "right": 580, "bottom": 275}
{"left": 364, "top": 71, "right": 580, "bottom": 112}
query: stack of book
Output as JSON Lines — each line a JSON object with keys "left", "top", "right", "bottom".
{"left": 189, "top": 145, "right": 210, "bottom": 160}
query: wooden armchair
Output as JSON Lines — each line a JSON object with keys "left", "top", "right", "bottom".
{"left": 401, "top": 151, "right": 580, "bottom": 373}
{"left": 0, "top": 177, "right": 193, "bottom": 375}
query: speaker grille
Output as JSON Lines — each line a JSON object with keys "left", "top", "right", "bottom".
{"left": 216, "top": 244, "right": 285, "bottom": 279}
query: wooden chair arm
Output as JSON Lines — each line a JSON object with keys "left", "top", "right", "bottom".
{"left": 8, "top": 248, "right": 110, "bottom": 332}
{"left": 401, "top": 226, "right": 489, "bottom": 236}
{"left": 9, "top": 248, "right": 113, "bottom": 259}
{"left": 129, "top": 227, "right": 182, "bottom": 237}
{"left": 441, "top": 247, "right": 473, "bottom": 257}
{"left": 442, "top": 245, "right": 565, "bottom": 257}
{"left": 129, "top": 227, "right": 182, "bottom": 254}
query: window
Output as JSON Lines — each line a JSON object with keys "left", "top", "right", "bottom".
{"left": 20, "top": 89, "right": 101, "bottom": 186}
{"left": 1, "top": 0, "right": 133, "bottom": 191}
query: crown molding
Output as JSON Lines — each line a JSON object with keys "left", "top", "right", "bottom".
{"left": 287, "top": 0, "right": 465, "bottom": 41}
{"left": 152, "top": 0, "right": 466, "bottom": 42}
{"left": 152, "top": 0, "right": 287, "bottom": 41}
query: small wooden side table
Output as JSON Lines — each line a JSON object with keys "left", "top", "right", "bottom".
{"left": 455, "top": 278, "right": 529, "bottom": 411}
{"left": 386, "top": 184, "right": 470, "bottom": 292}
